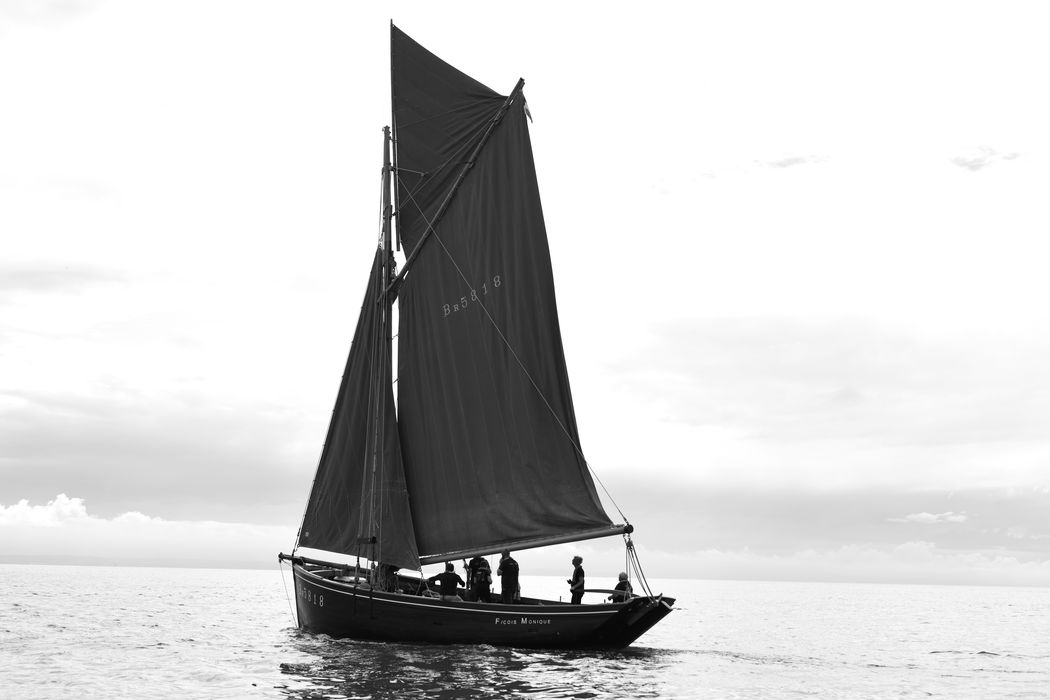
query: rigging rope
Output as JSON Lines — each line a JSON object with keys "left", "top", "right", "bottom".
{"left": 278, "top": 559, "right": 297, "bottom": 627}
{"left": 625, "top": 535, "right": 655, "bottom": 598}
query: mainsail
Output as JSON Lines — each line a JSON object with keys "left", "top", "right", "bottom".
{"left": 390, "top": 27, "right": 615, "bottom": 563}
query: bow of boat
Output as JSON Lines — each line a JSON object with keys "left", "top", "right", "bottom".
{"left": 587, "top": 593, "right": 676, "bottom": 648}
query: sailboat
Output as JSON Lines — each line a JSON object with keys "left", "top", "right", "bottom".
{"left": 278, "top": 24, "right": 674, "bottom": 649}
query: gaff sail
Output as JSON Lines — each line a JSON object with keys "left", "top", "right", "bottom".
{"left": 391, "top": 26, "right": 615, "bottom": 563}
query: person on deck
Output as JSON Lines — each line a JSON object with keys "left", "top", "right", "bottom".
{"left": 427, "top": 562, "right": 465, "bottom": 602}
{"left": 375, "top": 563, "right": 400, "bottom": 592}
{"left": 608, "top": 571, "right": 633, "bottom": 602}
{"left": 497, "top": 550, "right": 519, "bottom": 604}
{"left": 568, "top": 555, "right": 585, "bottom": 604}
{"left": 467, "top": 555, "right": 492, "bottom": 603}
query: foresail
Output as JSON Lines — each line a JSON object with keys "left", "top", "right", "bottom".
{"left": 391, "top": 26, "right": 614, "bottom": 561}
{"left": 297, "top": 249, "right": 419, "bottom": 570}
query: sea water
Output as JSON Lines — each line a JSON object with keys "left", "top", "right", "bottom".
{"left": 1, "top": 564, "right": 1047, "bottom": 699}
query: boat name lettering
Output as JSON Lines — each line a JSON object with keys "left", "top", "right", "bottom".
{"left": 441, "top": 275, "right": 503, "bottom": 318}
{"left": 493, "top": 616, "right": 551, "bottom": 625}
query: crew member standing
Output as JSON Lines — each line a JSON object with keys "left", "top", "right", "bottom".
{"left": 567, "top": 555, "right": 585, "bottom": 604}
{"left": 467, "top": 555, "right": 492, "bottom": 603}
{"left": 497, "top": 550, "right": 519, "bottom": 604}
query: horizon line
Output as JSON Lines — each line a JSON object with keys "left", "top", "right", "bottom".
{"left": 3, "top": 555, "right": 1047, "bottom": 589}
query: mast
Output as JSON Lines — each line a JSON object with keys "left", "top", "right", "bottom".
{"left": 389, "top": 21, "right": 402, "bottom": 253}
{"left": 366, "top": 126, "right": 395, "bottom": 572}
{"left": 381, "top": 126, "right": 393, "bottom": 286}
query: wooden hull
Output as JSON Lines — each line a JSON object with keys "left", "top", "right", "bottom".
{"left": 292, "top": 564, "right": 674, "bottom": 649}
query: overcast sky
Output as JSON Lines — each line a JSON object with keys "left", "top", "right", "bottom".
{"left": 2, "top": 0, "right": 1049, "bottom": 586}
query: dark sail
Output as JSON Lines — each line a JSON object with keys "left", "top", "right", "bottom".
{"left": 391, "top": 26, "right": 614, "bottom": 561}
{"left": 298, "top": 248, "right": 419, "bottom": 570}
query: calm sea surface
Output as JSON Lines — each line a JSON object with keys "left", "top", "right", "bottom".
{"left": 1, "top": 564, "right": 1047, "bottom": 699}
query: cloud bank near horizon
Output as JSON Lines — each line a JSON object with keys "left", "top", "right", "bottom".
{"left": 0, "top": 494, "right": 286, "bottom": 566}
{"left": 4, "top": 494, "right": 1048, "bottom": 587}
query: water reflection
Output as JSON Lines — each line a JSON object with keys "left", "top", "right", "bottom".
{"left": 277, "top": 631, "right": 682, "bottom": 699}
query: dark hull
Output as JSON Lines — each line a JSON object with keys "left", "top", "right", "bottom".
{"left": 292, "top": 564, "right": 674, "bottom": 649}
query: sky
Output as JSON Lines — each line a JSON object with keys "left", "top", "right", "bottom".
{"left": 2, "top": 0, "right": 1049, "bottom": 586}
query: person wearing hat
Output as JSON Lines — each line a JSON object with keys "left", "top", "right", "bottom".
{"left": 567, "top": 555, "right": 585, "bottom": 604}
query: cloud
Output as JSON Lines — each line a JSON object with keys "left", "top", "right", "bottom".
{"left": 601, "top": 317, "right": 1050, "bottom": 490}
{"left": 594, "top": 479, "right": 1050, "bottom": 562}
{"left": 0, "top": 388, "right": 314, "bottom": 524}
{"left": 0, "top": 176, "right": 112, "bottom": 201}
{"left": 951, "top": 146, "right": 1021, "bottom": 171}
{"left": 632, "top": 317, "right": 1050, "bottom": 444}
{"left": 0, "top": 263, "right": 123, "bottom": 301}
{"left": 0, "top": 494, "right": 287, "bottom": 567}
{"left": 0, "top": 0, "right": 100, "bottom": 26}
{"left": 758, "top": 155, "right": 825, "bottom": 168}
{"left": 0, "top": 493, "right": 88, "bottom": 526}
{"left": 890, "top": 512, "right": 968, "bottom": 525}
{"left": 5, "top": 489, "right": 1050, "bottom": 585}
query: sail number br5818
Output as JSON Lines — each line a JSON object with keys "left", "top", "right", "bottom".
{"left": 441, "top": 275, "right": 502, "bottom": 318}
{"left": 299, "top": 586, "right": 324, "bottom": 607}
